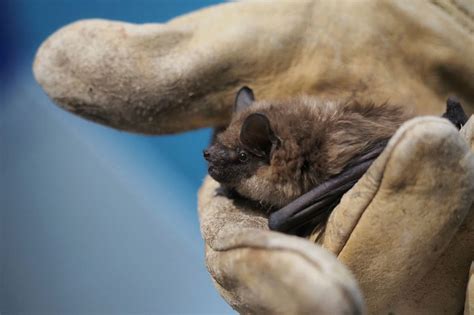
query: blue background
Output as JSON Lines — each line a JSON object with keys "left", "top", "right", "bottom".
{"left": 1, "top": 0, "right": 234, "bottom": 314}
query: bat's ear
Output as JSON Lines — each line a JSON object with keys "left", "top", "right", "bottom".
{"left": 240, "top": 113, "right": 280, "bottom": 158}
{"left": 234, "top": 86, "right": 255, "bottom": 113}
{"left": 442, "top": 96, "right": 468, "bottom": 129}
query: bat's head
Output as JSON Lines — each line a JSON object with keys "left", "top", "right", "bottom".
{"left": 203, "top": 87, "right": 280, "bottom": 188}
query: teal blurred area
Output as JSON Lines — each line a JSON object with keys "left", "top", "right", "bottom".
{"left": 1, "top": 0, "right": 233, "bottom": 314}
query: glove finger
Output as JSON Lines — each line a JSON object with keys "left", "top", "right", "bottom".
{"left": 392, "top": 115, "right": 474, "bottom": 314}
{"left": 34, "top": 1, "right": 474, "bottom": 134}
{"left": 204, "top": 231, "right": 365, "bottom": 315}
{"left": 320, "top": 117, "right": 474, "bottom": 313}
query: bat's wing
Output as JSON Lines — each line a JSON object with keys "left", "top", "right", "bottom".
{"left": 269, "top": 97, "right": 468, "bottom": 235}
{"left": 268, "top": 142, "right": 386, "bottom": 234}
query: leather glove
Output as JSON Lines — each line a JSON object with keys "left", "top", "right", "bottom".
{"left": 33, "top": 0, "right": 474, "bottom": 313}
{"left": 198, "top": 116, "right": 474, "bottom": 314}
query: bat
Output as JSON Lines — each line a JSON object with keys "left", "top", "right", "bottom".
{"left": 203, "top": 87, "right": 468, "bottom": 236}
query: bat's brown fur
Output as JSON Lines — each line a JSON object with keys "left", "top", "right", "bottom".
{"left": 208, "top": 96, "right": 411, "bottom": 208}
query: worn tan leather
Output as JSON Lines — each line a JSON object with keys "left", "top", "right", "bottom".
{"left": 320, "top": 116, "right": 474, "bottom": 314}
{"left": 466, "top": 263, "right": 474, "bottom": 315}
{"left": 33, "top": 0, "right": 474, "bottom": 134}
{"left": 33, "top": 0, "right": 474, "bottom": 314}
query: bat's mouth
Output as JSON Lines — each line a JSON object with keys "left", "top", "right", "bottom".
{"left": 208, "top": 166, "right": 228, "bottom": 184}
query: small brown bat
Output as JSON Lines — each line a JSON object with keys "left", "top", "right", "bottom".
{"left": 204, "top": 87, "right": 468, "bottom": 234}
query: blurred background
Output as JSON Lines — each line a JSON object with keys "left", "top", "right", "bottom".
{"left": 1, "top": 0, "right": 234, "bottom": 314}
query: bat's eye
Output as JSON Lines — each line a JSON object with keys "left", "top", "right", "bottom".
{"left": 238, "top": 151, "right": 248, "bottom": 163}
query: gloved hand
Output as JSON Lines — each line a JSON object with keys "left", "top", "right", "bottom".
{"left": 33, "top": 0, "right": 474, "bottom": 313}
{"left": 199, "top": 116, "right": 474, "bottom": 314}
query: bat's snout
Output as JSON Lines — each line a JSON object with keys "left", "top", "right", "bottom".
{"left": 203, "top": 149, "right": 211, "bottom": 161}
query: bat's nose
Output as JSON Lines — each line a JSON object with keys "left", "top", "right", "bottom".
{"left": 203, "top": 149, "right": 211, "bottom": 161}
